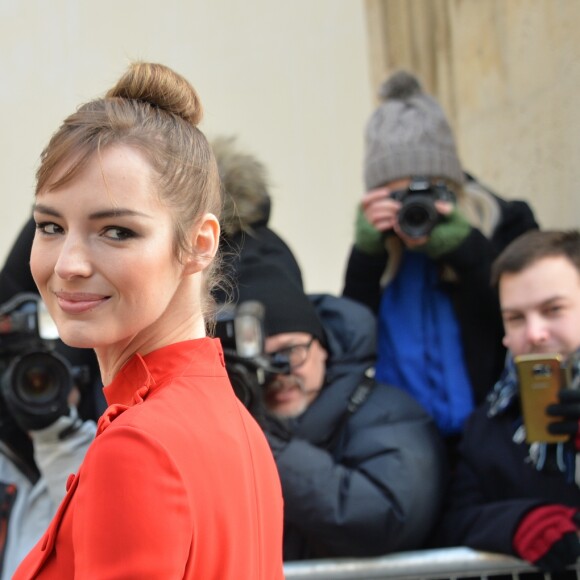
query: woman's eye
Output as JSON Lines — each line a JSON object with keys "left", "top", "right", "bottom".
{"left": 35, "top": 222, "right": 63, "bottom": 235}
{"left": 103, "top": 227, "right": 136, "bottom": 241}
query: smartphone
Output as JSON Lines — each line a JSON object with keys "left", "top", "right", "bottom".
{"left": 515, "top": 353, "right": 567, "bottom": 444}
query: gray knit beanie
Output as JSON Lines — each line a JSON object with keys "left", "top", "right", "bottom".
{"left": 364, "top": 70, "right": 464, "bottom": 191}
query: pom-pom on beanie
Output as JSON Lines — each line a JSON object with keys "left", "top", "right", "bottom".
{"left": 364, "top": 70, "right": 464, "bottom": 191}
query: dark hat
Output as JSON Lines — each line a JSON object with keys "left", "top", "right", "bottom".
{"left": 364, "top": 70, "right": 464, "bottom": 191}
{"left": 235, "top": 260, "right": 326, "bottom": 345}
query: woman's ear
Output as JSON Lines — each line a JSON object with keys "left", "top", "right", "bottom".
{"left": 184, "top": 213, "right": 220, "bottom": 275}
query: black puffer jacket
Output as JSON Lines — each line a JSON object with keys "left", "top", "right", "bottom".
{"left": 276, "top": 294, "right": 447, "bottom": 560}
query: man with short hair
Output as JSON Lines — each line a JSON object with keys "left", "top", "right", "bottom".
{"left": 230, "top": 260, "right": 446, "bottom": 561}
{"left": 437, "top": 230, "right": 580, "bottom": 574}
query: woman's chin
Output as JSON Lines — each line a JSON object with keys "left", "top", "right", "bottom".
{"left": 57, "top": 331, "right": 98, "bottom": 350}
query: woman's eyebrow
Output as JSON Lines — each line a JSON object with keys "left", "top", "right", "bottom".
{"left": 87, "top": 208, "right": 153, "bottom": 220}
{"left": 33, "top": 204, "right": 152, "bottom": 220}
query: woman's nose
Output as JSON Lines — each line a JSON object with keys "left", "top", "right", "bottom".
{"left": 54, "top": 236, "right": 93, "bottom": 280}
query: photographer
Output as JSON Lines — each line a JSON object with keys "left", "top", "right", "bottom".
{"left": 230, "top": 260, "right": 446, "bottom": 561}
{"left": 0, "top": 228, "right": 98, "bottom": 579}
{"left": 342, "top": 70, "right": 538, "bottom": 454}
{"left": 436, "top": 230, "right": 580, "bottom": 574}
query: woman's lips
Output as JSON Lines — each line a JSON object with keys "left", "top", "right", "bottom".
{"left": 55, "top": 292, "right": 110, "bottom": 314}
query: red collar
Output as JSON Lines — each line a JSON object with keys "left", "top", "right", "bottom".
{"left": 97, "top": 338, "right": 226, "bottom": 435}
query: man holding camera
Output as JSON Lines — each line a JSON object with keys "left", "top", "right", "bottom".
{"left": 230, "top": 260, "right": 446, "bottom": 561}
{"left": 342, "top": 70, "right": 538, "bottom": 454}
{"left": 437, "top": 230, "right": 580, "bottom": 573}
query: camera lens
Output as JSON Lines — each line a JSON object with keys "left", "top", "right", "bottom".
{"left": 404, "top": 206, "right": 430, "bottom": 227}
{"left": 15, "top": 354, "right": 63, "bottom": 404}
{"left": 398, "top": 194, "right": 439, "bottom": 238}
{"left": 5, "top": 352, "right": 71, "bottom": 409}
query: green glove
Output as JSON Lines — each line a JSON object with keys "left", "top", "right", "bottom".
{"left": 421, "top": 206, "right": 471, "bottom": 258}
{"left": 354, "top": 204, "right": 385, "bottom": 255}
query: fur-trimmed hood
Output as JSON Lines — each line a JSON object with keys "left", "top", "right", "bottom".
{"left": 211, "top": 136, "right": 272, "bottom": 236}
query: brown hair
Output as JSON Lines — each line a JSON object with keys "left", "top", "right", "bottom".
{"left": 35, "top": 61, "right": 222, "bottom": 318}
{"left": 491, "top": 230, "right": 580, "bottom": 286}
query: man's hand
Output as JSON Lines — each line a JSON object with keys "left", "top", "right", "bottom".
{"left": 547, "top": 388, "right": 580, "bottom": 450}
{"left": 514, "top": 505, "right": 580, "bottom": 572}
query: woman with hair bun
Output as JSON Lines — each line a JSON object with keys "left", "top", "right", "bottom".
{"left": 14, "top": 62, "right": 284, "bottom": 579}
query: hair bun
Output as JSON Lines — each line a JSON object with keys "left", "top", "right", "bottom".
{"left": 106, "top": 61, "right": 203, "bottom": 126}
{"left": 378, "top": 70, "right": 423, "bottom": 102}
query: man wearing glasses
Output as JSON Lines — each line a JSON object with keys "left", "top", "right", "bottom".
{"left": 233, "top": 260, "right": 446, "bottom": 561}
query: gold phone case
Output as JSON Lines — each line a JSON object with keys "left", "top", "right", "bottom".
{"left": 515, "top": 353, "right": 567, "bottom": 444}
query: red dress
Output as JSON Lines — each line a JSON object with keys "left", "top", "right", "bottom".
{"left": 14, "top": 338, "right": 284, "bottom": 579}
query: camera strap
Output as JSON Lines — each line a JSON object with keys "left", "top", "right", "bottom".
{"left": 321, "top": 367, "right": 376, "bottom": 452}
{"left": 347, "top": 367, "right": 376, "bottom": 414}
{"left": 0, "top": 440, "right": 39, "bottom": 485}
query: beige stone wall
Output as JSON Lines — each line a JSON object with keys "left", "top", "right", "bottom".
{"left": 365, "top": 0, "right": 580, "bottom": 230}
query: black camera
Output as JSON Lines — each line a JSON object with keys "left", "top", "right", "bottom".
{"left": 390, "top": 177, "right": 456, "bottom": 238}
{"left": 214, "top": 300, "right": 290, "bottom": 414}
{"left": 0, "top": 293, "right": 84, "bottom": 431}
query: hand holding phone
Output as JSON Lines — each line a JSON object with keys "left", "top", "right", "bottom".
{"left": 546, "top": 388, "right": 580, "bottom": 445}
{"left": 515, "top": 353, "right": 567, "bottom": 444}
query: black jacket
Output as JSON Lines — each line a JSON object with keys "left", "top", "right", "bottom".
{"left": 434, "top": 399, "right": 580, "bottom": 556}
{"left": 274, "top": 294, "right": 446, "bottom": 560}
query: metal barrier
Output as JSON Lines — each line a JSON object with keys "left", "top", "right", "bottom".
{"left": 283, "top": 547, "right": 580, "bottom": 580}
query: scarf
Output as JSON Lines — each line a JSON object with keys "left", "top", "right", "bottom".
{"left": 375, "top": 251, "right": 474, "bottom": 436}
{"left": 488, "top": 352, "right": 579, "bottom": 483}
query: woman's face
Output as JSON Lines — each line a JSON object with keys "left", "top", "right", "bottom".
{"left": 31, "top": 144, "right": 191, "bottom": 356}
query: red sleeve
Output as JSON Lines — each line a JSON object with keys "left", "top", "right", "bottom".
{"left": 73, "top": 426, "right": 191, "bottom": 579}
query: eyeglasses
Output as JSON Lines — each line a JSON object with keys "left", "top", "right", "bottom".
{"left": 268, "top": 337, "right": 315, "bottom": 370}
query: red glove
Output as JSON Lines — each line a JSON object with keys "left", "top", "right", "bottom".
{"left": 513, "top": 505, "right": 580, "bottom": 572}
